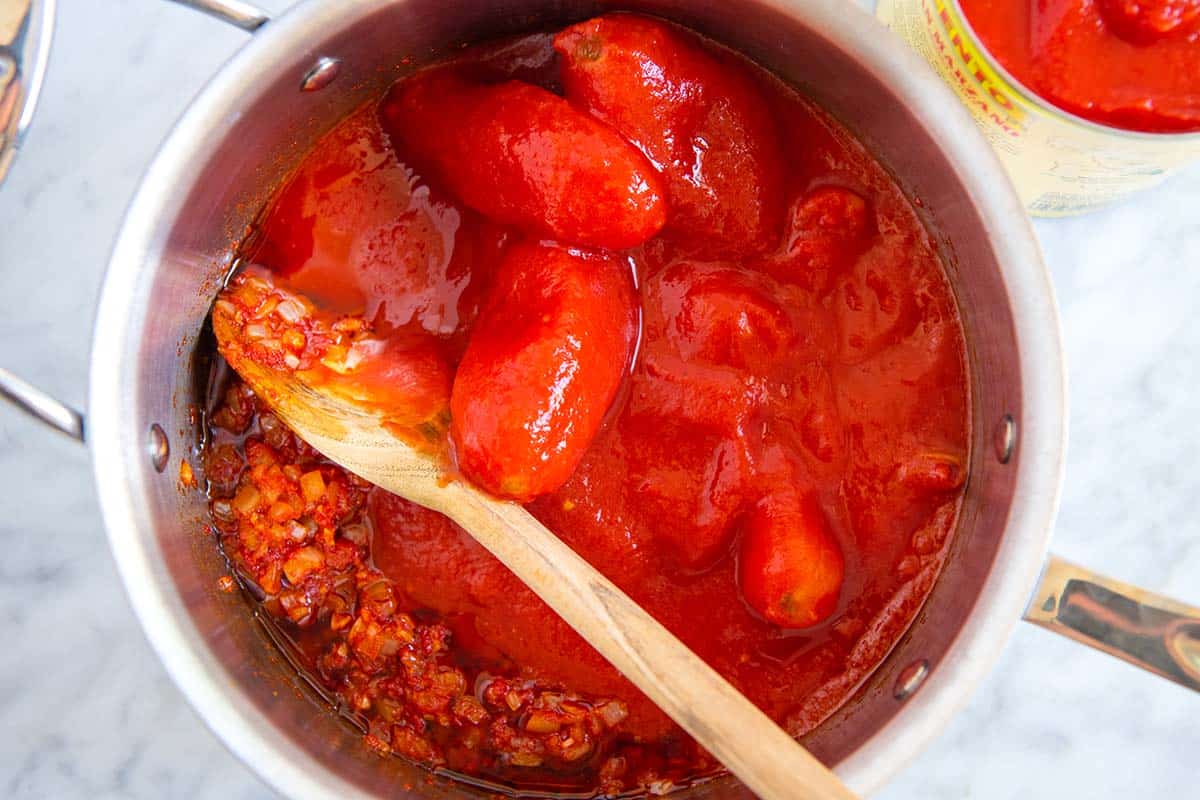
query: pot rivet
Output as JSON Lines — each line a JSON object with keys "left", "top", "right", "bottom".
{"left": 300, "top": 57, "right": 341, "bottom": 92}
{"left": 994, "top": 414, "right": 1016, "bottom": 464}
{"left": 894, "top": 659, "right": 929, "bottom": 700}
{"left": 148, "top": 424, "right": 170, "bottom": 473}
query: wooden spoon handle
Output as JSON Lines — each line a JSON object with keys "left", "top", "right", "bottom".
{"left": 441, "top": 482, "right": 859, "bottom": 800}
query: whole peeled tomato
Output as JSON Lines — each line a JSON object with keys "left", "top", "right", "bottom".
{"left": 643, "top": 261, "right": 800, "bottom": 376}
{"left": 555, "top": 13, "right": 784, "bottom": 257}
{"left": 617, "top": 410, "right": 751, "bottom": 571}
{"left": 833, "top": 253, "right": 923, "bottom": 366}
{"left": 450, "top": 242, "right": 638, "bottom": 501}
{"left": 338, "top": 336, "right": 455, "bottom": 435}
{"left": 379, "top": 70, "right": 667, "bottom": 250}
{"left": 738, "top": 491, "right": 845, "bottom": 628}
{"left": 1095, "top": 0, "right": 1200, "bottom": 44}
{"left": 756, "top": 186, "right": 873, "bottom": 295}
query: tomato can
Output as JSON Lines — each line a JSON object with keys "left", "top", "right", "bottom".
{"left": 876, "top": 0, "right": 1200, "bottom": 216}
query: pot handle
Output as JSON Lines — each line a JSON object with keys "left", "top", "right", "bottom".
{"left": 0, "top": 367, "right": 84, "bottom": 441}
{"left": 0, "top": 1, "right": 271, "bottom": 442}
{"left": 165, "top": 0, "right": 269, "bottom": 31}
{"left": 1025, "top": 555, "right": 1200, "bottom": 691}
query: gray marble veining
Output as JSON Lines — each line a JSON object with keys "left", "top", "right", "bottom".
{"left": 1, "top": 1, "right": 1196, "bottom": 798}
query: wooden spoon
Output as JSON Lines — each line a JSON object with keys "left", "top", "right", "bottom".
{"left": 214, "top": 309, "right": 858, "bottom": 800}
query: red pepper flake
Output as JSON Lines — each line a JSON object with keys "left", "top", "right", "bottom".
{"left": 217, "top": 575, "right": 237, "bottom": 593}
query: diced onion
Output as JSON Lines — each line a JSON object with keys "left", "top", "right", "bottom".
{"left": 300, "top": 470, "right": 327, "bottom": 503}
{"left": 276, "top": 298, "right": 306, "bottom": 323}
{"left": 282, "top": 546, "right": 325, "bottom": 584}
{"left": 232, "top": 484, "right": 261, "bottom": 514}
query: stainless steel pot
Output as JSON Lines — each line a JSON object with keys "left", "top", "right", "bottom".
{"left": 2, "top": 0, "right": 1198, "bottom": 797}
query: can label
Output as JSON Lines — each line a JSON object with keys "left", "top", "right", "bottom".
{"left": 877, "top": 0, "right": 1197, "bottom": 216}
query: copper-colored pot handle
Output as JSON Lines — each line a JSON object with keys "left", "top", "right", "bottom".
{"left": 1025, "top": 555, "right": 1200, "bottom": 691}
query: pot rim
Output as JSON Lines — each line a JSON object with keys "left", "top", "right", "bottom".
{"left": 87, "top": 0, "right": 1067, "bottom": 797}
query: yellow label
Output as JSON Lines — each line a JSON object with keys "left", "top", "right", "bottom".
{"left": 877, "top": 0, "right": 1199, "bottom": 216}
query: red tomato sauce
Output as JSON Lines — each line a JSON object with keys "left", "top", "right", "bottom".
{"left": 960, "top": 0, "right": 1200, "bottom": 132}
{"left": 206, "top": 16, "right": 971, "bottom": 796}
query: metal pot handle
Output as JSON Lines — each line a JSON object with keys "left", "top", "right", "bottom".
{"left": 1025, "top": 555, "right": 1200, "bottom": 690}
{"left": 0, "top": 0, "right": 271, "bottom": 442}
{"left": 165, "top": 0, "right": 269, "bottom": 31}
{"left": 0, "top": 367, "right": 84, "bottom": 440}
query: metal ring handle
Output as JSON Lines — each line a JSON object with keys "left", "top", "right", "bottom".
{"left": 165, "top": 0, "right": 270, "bottom": 32}
{"left": 0, "top": 0, "right": 271, "bottom": 442}
{"left": 0, "top": 0, "right": 80, "bottom": 441}
{"left": 0, "top": 366, "right": 84, "bottom": 441}
{"left": 1025, "top": 555, "right": 1200, "bottom": 691}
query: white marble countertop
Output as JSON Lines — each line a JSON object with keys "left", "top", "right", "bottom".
{"left": 1, "top": 1, "right": 1197, "bottom": 798}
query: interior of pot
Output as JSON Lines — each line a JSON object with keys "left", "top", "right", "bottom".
{"left": 90, "top": 0, "right": 1062, "bottom": 797}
